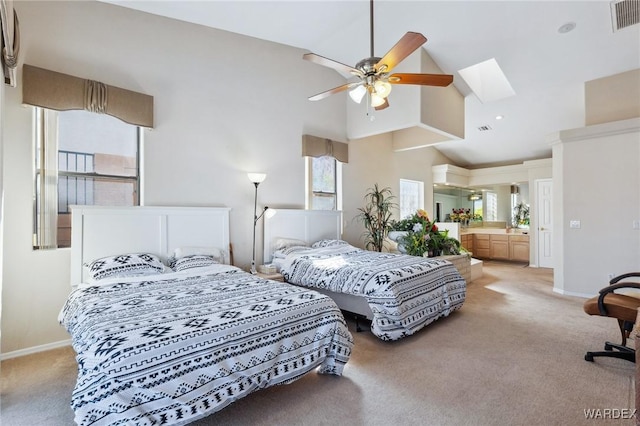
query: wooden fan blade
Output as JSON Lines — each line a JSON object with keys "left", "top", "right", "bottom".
{"left": 374, "top": 98, "right": 389, "bottom": 111}
{"left": 308, "top": 83, "right": 355, "bottom": 101}
{"left": 375, "top": 32, "right": 427, "bottom": 73}
{"left": 303, "top": 53, "right": 361, "bottom": 76}
{"left": 388, "top": 73, "right": 453, "bottom": 87}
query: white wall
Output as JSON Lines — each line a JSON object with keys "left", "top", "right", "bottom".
{"left": 341, "top": 133, "right": 452, "bottom": 246}
{"left": 551, "top": 118, "right": 640, "bottom": 296}
{"left": 1, "top": 1, "right": 347, "bottom": 354}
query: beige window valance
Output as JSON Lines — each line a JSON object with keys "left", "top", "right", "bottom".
{"left": 22, "top": 64, "right": 154, "bottom": 128}
{"left": 302, "top": 134, "right": 348, "bottom": 163}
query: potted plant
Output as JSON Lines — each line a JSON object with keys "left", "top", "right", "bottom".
{"left": 389, "top": 209, "right": 462, "bottom": 257}
{"left": 440, "top": 234, "right": 463, "bottom": 256}
{"left": 513, "top": 202, "right": 530, "bottom": 228}
{"left": 356, "top": 184, "right": 396, "bottom": 252}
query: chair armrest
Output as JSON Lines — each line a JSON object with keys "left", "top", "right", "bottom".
{"left": 610, "top": 272, "right": 640, "bottom": 284}
{"left": 597, "top": 282, "right": 640, "bottom": 316}
{"left": 600, "top": 282, "right": 640, "bottom": 294}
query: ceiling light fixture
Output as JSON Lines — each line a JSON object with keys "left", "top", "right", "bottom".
{"left": 303, "top": 0, "right": 453, "bottom": 114}
{"left": 349, "top": 85, "right": 367, "bottom": 103}
{"left": 373, "top": 79, "right": 392, "bottom": 98}
{"left": 370, "top": 91, "right": 387, "bottom": 108}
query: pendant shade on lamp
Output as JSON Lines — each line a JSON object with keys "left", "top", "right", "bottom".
{"left": 248, "top": 172, "right": 267, "bottom": 274}
{"left": 370, "top": 92, "right": 386, "bottom": 108}
{"left": 349, "top": 85, "right": 367, "bottom": 104}
{"left": 373, "top": 80, "right": 392, "bottom": 98}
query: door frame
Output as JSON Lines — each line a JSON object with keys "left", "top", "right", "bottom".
{"left": 536, "top": 178, "right": 553, "bottom": 268}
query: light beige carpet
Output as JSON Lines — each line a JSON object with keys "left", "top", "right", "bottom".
{"left": 1, "top": 261, "right": 636, "bottom": 425}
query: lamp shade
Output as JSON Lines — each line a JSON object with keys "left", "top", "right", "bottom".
{"left": 374, "top": 80, "right": 392, "bottom": 98}
{"left": 349, "top": 85, "right": 367, "bottom": 104}
{"left": 247, "top": 173, "right": 267, "bottom": 184}
{"left": 370, "top": 92, "right": 386, "bottom": 108}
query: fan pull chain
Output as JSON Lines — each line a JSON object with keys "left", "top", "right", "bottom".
{"left": 366, "top": 90, "right": 375, "bottom": 121}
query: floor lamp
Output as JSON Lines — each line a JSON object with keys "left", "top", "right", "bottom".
{"left": 248, "top": 173, "right": 268, "bottom": 274}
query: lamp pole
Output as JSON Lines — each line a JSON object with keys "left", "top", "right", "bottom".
{"left": 251, "top": 181, "right": 260, "bottom": 274}
{"left": 248, "top": 172, "right": 267, "bottom": 274}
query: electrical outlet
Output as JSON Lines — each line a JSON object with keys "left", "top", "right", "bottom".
{"left": 608, "top": 273, "right": 616, "bottom": 280}
{"left": 569, "top": 220, "right": 581, "bottom": 229}
{"left": 633, "top": 220, "right": 640, "bottom": 230}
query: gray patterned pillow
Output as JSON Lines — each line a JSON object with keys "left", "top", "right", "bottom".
{"left": 312, "top": 239, "right": 349, "bottom": 248}
{"left": 85, "top": 253, "right": 164, "bottom": 281}
{"left": 171, "top": 254, "right": 218, "bottom": 272}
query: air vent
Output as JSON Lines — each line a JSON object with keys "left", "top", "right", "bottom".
{"left": 477, "top": 125, "right": 492, "bottom": 132}
{"left": 611, "top": 0, "right": 640, "bottom": 32}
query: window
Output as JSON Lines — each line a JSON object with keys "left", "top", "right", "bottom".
{"left": 399, "top": 179, "right": 424, "bottom": 219}
{"left": 34, "top": 109, "right": 140, "bottom": 249}
{"left": 472, "top": 198, "right": 483, "bottom": 220}
{"left": 306, "top": 156, "right": 341, "bottom": 210}
{"left": 485, "top": 191, "right": 498, "bottom": 221}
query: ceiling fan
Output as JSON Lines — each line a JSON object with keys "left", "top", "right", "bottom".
{"left": 303, "top": 0, "right": 453, "bottom": 111}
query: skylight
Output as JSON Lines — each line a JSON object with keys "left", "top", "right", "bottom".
{"left": 458, "top": 58, "right": 515, "bottom": 103}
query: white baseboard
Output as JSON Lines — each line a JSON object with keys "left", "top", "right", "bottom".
{"left": 552, "top": 287, "right": 593, "bottom": 299}
{"left": 0, "top": 339, "right": 71, "bottom": 361}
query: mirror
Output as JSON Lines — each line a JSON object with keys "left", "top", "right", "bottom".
{"left": 433, "top": 183, "right": 529, "bottom": 227}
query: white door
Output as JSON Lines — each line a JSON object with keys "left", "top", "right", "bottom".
{"left": 536, "top": 179, "right": 553, "bottom": 268}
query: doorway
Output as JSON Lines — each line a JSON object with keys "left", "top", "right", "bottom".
{"left": 536, "top": 179, "right": 553, "bottom": 268}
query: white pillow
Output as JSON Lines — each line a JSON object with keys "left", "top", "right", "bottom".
{"left": 273, "top": 238, "right": 308, "bottom": 251}
{"left": 173, "top": 246, "right": 225, "bottom": 263}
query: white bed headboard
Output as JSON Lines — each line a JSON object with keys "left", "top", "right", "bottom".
{"left": 70, "top": 206, "right": 231, "bottom": 286}
{"left": 263, "top": 209, "right": 342, "bottom": 263}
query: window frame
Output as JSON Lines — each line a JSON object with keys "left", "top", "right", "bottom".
{"left": 305, "top": 156, "right": 342, "bottom": 211}
{"left": 399, "top": 179, "right": 424, "bottom": 219}
{"left": 33, "top": 107, "right": 142, "bottom": 249}
{"left": 485, "top": 191, "right": 498, "bottom": 222}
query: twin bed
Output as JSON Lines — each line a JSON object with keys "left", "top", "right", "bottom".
{"left": 59, "top": 206, "right": 352, "bottom": 425}
{"left": 263, "top": 209, "right": 467, "bottom": 341}
{"left": 60, "top": 206, "right": 466, "bottom": 425}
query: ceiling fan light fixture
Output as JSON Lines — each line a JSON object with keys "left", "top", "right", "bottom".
{"left": 373, "top": 80, "right": 392, "bottom": 98}
{"left": 349, "top": 85, "right": 367, "bottom": 103}
{"left": 302, "top": 0, "right": 451, "bottom": 114}
{"left": 370, "top": 92, "right": 386, "bottom": 107}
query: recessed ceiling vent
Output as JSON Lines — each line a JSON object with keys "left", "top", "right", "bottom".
{"left": 477, "top": 125, "right": 492, "bottom": 132}
{"left": 611, "top": 0, "right": 640, "bottom": 32}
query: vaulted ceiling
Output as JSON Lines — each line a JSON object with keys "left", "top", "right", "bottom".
{"left": 101, "top": 1, "right": 640, "bottom": 168}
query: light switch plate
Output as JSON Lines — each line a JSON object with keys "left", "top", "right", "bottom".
{"left": 569, "top": 220, "right": 581, "bottom": 229}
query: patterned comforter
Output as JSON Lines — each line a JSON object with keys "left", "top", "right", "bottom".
{"left": 59, "top": 264, "right": 353, "bottom": 426}
{"left": 277, "top": 242, "right": 466, "bottom": 341}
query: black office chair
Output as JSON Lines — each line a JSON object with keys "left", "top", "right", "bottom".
{"left": 583, "top": 272, "right": 640, "bottom": 363}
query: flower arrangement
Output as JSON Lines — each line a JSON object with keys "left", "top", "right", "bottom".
{"left": 449, "top": 208, "right": 482, "bottom": 223}
{"left": 390, "top": 209, "right": 462, "bottom": 257}
{"left": 512, "top": 202, "right": 530, "bottom": 227}
{"left": 450, "top": 208, "right": 471, "bottom": 222}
